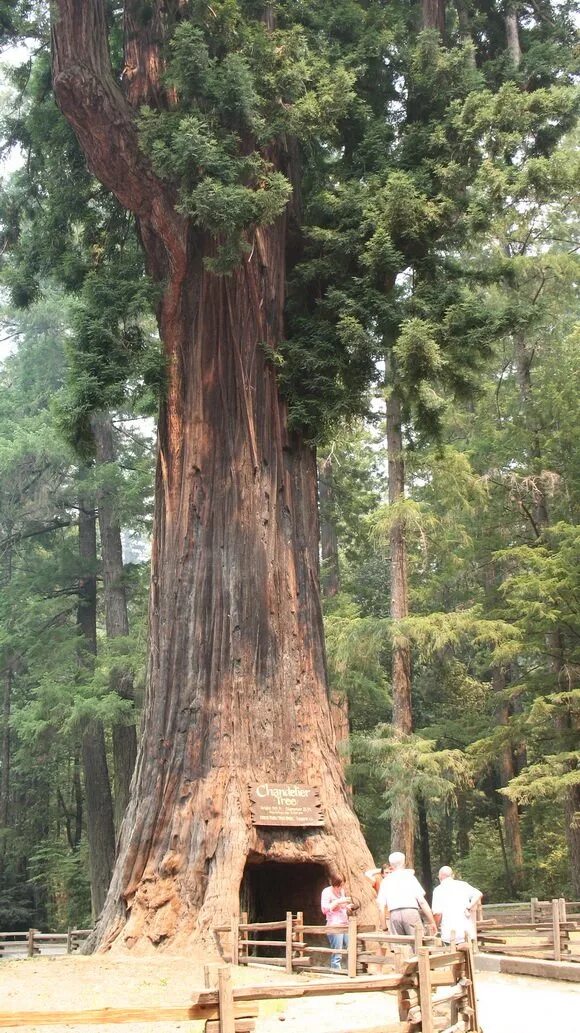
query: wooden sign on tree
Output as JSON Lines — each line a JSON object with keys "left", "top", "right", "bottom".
{"left": 249, "top": 784, "right": 325, "bottom": 827}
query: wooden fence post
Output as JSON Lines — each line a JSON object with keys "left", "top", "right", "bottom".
{"left": 460, "top": 939, "right": 480, "bottom": 1032}
{"left": 417, "top": 947, "right": 434, "bottom": 1033}
{"left": 217, "top": 966, "right": 235, "bottom": 1033}
{"left": 414, "top": 922, "right": 423, "bottom": 955}
{"left": 552, "top": 898, "right": 561, "bottom": 962}
{"left": 27, "top": 929, "right": 35, "bottom": 958}
{"left": 530, "top": 897, "right": 538, "bottom": 923}
{"left": 231, "top": 915, "right": 239, "bottom": 967}
{"left": 66, "top": 928, "right": 73, "bottom": 954}
{"left": 347, "top": 917, "right": 358, "bottom": 977}
{"left": 285, "top": 912, "right": 293, "bottom": 974}
{"left": 241, "top": 910, "right": 248, "bottom": 962}
{"left": 559, "top": 897, "right": 567, "bottom": 922}
{"left": 295, "top": 911, "right": 304, "bottom": 961}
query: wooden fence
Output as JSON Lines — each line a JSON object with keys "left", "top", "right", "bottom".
{"left": 213, "top": 900, "right": 580, "bottom": 974}
{"left": 0, "top": 927, "right": 91, "bottom": 956}
{"left": 214, "top": 912, "right": 461, "bottom": 977}
{"left": 478, "top": 898, "right": 580, "bottom": 963}
{"left": 195, "top": 942, "right": 481, "bottom": 1033}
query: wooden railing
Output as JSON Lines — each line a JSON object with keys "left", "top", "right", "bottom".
{"left": 195, "top": 943, "right": 481, "bottom": 1033}
{"left": 478, "top": 898, "right": 580, "bottom": 963}
{"left": 215, "top": 912, "right": 451, "bottom": 977}
{"left": 0, "top": 927, "right": 91, "bottom": 957}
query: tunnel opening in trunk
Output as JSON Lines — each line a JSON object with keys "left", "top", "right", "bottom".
{"left": 240, "top": 859, "right": 329, "bottom": 957}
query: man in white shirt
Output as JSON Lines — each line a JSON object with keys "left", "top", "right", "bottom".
{"left": 377, "top": 852, "right": 436, "bottom": 935}
{"left": 431, "top": 865, "right": 482, "bottom": 945}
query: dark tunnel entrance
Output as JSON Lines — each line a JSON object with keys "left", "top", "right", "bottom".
{"left": 241, "top": 860, "right": 329, "bottom": 948}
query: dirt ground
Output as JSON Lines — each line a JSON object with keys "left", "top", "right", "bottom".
{"left": 1, "top": 954, "right": 579, "bottom": 1033}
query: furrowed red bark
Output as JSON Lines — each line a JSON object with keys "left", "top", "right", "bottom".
{"left": 52, "top": 1, "right": 376, "bottom": 950}
{"left": 123, "top": 0, "right": 173, "bottom": 108}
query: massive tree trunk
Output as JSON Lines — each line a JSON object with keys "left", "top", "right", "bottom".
{"left": 90, "top": 412, "right": 138, "bottom": 830}
{"left": 77, "top": 496, "right": 116, "bottom": 918}
{"left": 386, "top": 384, "right": 414, "bottom": 864}
{"left": 53, "top": 2, "right": 376, "bottom": 951}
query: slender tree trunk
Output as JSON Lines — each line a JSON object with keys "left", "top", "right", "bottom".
{"left": 0, "top": 662, "right": 11, "bottom": 882}
{"left": 492, "top": 665, "right": 525, "bottom": 890}
{"left": 52, "top": 2, "right": 376, "bottom": 950}
{"left": 73, "top": 748, "right": 83, "bottom": 850}
{"left": 455, "top": 0, "right": 477, "bottom": 66}
{"left": 0, "top": 664, "right": 10, "bottom": 831}
{"left": 0, "top": 543, "right": 14, "bottom": 881}
{"left": 457, "top": 794, "right": 470, "bottom": 858}
{"left": 318, "top": 455, "right": 351, "bottom": 772}
{"left": 417, "top": 796, "right": 433, "bottom": 899}
{"left": 422, "top": 0, "right": 446, "bottom": 35}
{"left": 505, "top": 5, "right": 522, "bottom": 68}
{"left": 386, "top": 384, "right": 414, "bottom": 864}
{"left": 90, "top": 412, "right": 138, "bottom": 830}
{"left": 318, "top": 455, "right": 340, "bottom": 599}
{"left": 77, "top": 496, "right": 116, "bottom": 919}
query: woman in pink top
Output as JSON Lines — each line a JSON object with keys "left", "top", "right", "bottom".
{"left": 320, "top": 873, "right": 351, "bottom": 970}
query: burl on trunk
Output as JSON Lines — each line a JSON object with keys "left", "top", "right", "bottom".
{"left": 52, "top": 2, "right": 376, "bottom": 950}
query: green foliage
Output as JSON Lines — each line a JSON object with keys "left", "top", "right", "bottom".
{"left": 350, "top": 727, "right": 472, "bottom": 849}
{"left": 0, "top": 294, "right": 152, "bottom": 930}
{"left": 28, "top": 840, "right": 92, "bottom": 931}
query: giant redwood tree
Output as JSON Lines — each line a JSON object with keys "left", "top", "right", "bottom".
{"left": 49, "top": 1, "right": 380, "bottom": 950}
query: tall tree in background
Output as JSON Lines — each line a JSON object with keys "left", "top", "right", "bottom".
{"left": 384, "top": 0, "right": 447, "bottom": 869}
{"left": 91, "top": 412, "right": 138, "bottom": 831}
{"left": 76, "top": 489, "right": 115, "bottom": 919}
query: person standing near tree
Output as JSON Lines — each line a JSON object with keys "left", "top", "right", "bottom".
{"left": 432, "top": 866, "right": 483, "bottom": 945}
{"left": 365, "top": 862, "right": 391, "bottom": 896}
{"left": 321, "top": 873, "right": 351, "bottom": 970}
{"left": 377, "top": 852, "right": 436, "bottom": 934}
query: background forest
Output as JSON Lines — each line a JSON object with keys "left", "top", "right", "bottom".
{"left": 0, "top": 0, "right": 579, "bottom": 930}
